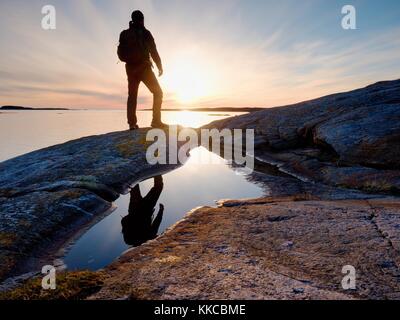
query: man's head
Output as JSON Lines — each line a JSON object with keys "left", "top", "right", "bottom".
{"left": 131, "top": 10, "right": 144, "bottom": 26}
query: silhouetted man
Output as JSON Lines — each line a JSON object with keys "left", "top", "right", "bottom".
{"left": 118, "top": 10, "right": 167, "bottom": 129}
{"left": 121, "top": 175, "right": 164, "bottom": 246}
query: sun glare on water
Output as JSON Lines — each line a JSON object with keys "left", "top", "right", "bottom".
{"left": 162, "top": 110, "right": 213, "bottom": 128}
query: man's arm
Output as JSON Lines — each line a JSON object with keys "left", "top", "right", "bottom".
{"left": 119, "top": 30, "right": 127, "bottom": 44}
{"left": 147, "top": 31, "right": 163, "bottom": 76}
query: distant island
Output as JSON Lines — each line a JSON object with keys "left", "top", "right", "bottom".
{"left": 1, "top": 106, "right": 264, "bottom": 112}
{"left": 142, "top": 107, "right": 266, "bottom": 112}
{"left": 1, "top": 106, "right": 70, "bottom": 111}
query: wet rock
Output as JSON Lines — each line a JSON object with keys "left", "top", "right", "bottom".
{"left": 255, "top": 149, "right": 400, "bottom": 195}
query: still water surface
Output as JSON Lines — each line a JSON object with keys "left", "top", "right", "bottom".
{"left": 64, "top": 147, "right": 265, "bottom": 270}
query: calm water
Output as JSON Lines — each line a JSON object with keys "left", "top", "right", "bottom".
{"left": 0, "top": 109, "right": 244, "bottom": 162}
{"left": 0, "top": 110, "right": 265, "bottom": 271}
{"left": 64, "top": 147, "right": 265, "bottom": 270}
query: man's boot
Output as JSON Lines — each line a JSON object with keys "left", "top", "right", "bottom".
{"left": 151, "top": 109, "right": 168, "bottom": 128}
{"left": 129, "top": 124, "right": 139, "bottom": 130}
{"left": 151, "top": 120, "right": 168, "bottom": 128}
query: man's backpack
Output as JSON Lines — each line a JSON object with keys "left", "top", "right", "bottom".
{"left": 118, "top": 28, "right": 149, "bottom": 64}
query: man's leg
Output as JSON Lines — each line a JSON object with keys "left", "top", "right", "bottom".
{"left": 128, "top": 185, "right": 142, "bottom": 213}
{"left": 126, "top": 64, "right": 140, "bottom": 128}
{"left": 143, "top": 175, "right": 163, "bottom": 209}
{"left": 141, "top": 67, "right": 163, "bottom": 125}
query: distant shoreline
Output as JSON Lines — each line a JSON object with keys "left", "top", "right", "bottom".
{"left": 1, "top": 106, "right": 265, "bottom": 112}
{"left": 142, "top": 107, "right": 265, "bottom": 112}
{"left": 1, "top": 106, "right": 70, "bottom": 111}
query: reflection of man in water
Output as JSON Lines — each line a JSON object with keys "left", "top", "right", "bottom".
{"left": 121, "top": 175, "right": 164, "bottom": 246}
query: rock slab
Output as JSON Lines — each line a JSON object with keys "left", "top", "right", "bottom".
{"left": 205, "top": 80, "right": 400, "bottom": 194}
{"left": 0, "top": 129, "right": 178, "bottom": 281}
{"left": 91, "top": 196, "right": 400, "bottom": 300}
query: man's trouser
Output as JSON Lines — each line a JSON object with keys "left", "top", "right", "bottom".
{"left": 126, "top": 64, "right": 163, "bottom": 127}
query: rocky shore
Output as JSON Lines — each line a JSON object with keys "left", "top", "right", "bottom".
{"left": 91, "top": 79, "right": 400, "bottom": 300}
{"left": 0, "top": 129, "right": 180, "bottom": 282}
{"left": 91, "top": 196, "right": 400, "bottom": 300}
{"left": 1, "top": 79, "right": 400, "bottom": 299}
{"left": 205, "top": 79, "right": 400, "bottom": 194}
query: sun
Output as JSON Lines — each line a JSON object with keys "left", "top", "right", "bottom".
{"left": 162, "top": 51, "right": 216, "bottom": 104}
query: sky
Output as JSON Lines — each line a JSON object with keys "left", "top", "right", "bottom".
{"left": 0, "top": 0, "right": 399, "bottom": 109}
